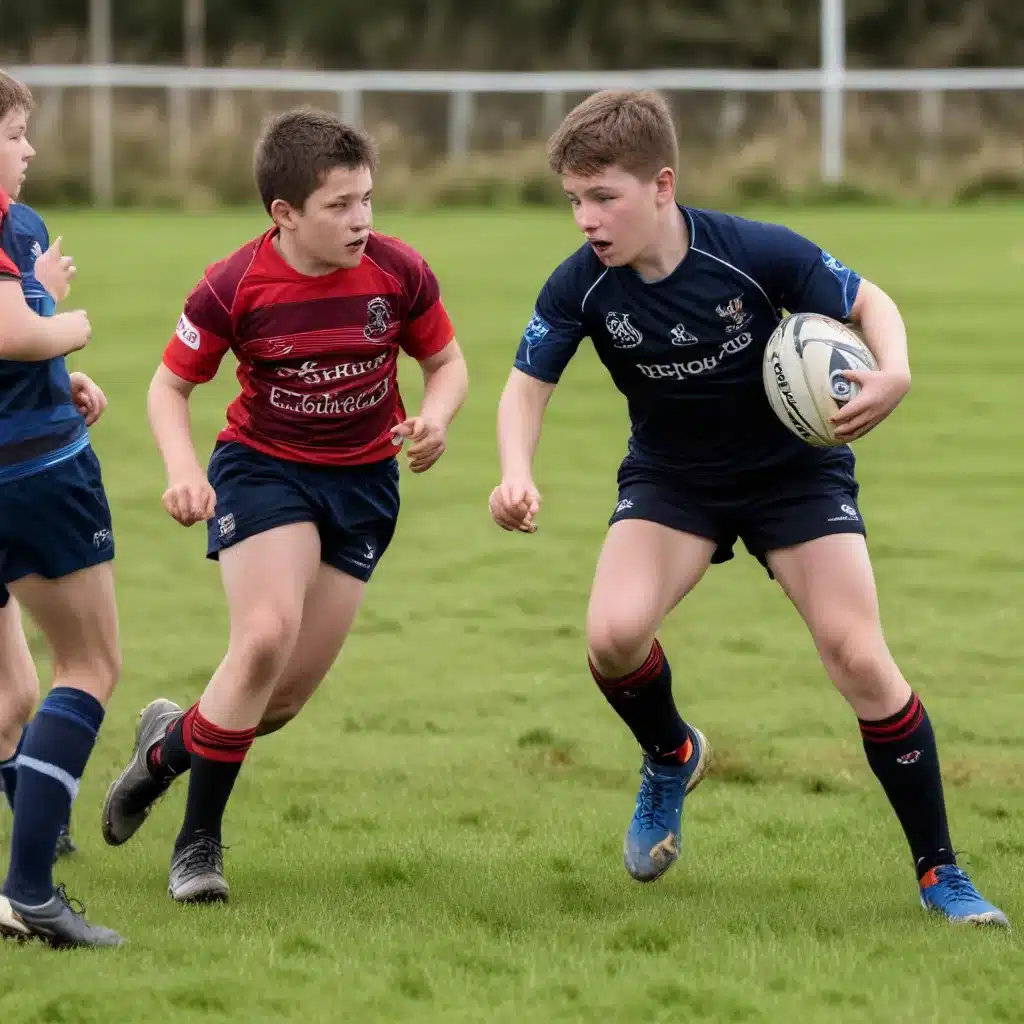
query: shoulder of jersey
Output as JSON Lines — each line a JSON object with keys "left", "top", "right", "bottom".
{"left": 547, "top": 240, "right": 604, "bottom": 294}
{"left": 7, "top": 201, "right": 47, "bottom": 239}
{"left": 685, "top": 205, "right": 779, "bottom": 265}
{"left": 363, "top": 231, "right": 435, "bottom": 299}
{"left": 364, "top": 231, "right": 427, "bottom": 274}
{"left": 365, "top": 230, "right": 421, "bottom": 259}
{"left": 688, "top": 204, "right": 776, "bottom": 239}
{"left": 201, "top": 232, "right": 266, "bottom": 302}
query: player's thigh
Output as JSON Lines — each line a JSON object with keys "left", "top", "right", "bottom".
{"left": 587, "top": 467, "right": 724, "bottom": 668}
{"left": 217, "top": 522, "right": 323, "bottom": 658}
{"left": 587, "top": 519, "right": 717, "bottom": 669}
{"left": 766, "top": 533, "right": 908, "bottom": 715}
{"left": 9, "top": 562, "right": 121, "bottom": 704}
{"left": 264, "top": 563, "right": 367, "bottom": 725}
{"left": 206, "top": 442, "right": 326, "bottom": 647}
{"left": 0, "top": 597, "right": 40, "bottom": 747}
{"left": 0, "top": 597, "right": 38, "bottom": 692}
{"left": 1, "top": 450, "right": 119, "bottom": 702}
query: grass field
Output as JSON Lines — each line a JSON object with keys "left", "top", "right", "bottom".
{"left": 2, "top": 204, "right": 1023, "bottom": 1023}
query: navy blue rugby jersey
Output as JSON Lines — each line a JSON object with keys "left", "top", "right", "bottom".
{"left": 0, "top": 191, "right": 87, "bottom": 483}
{"left": 514, "top": 205, "right": 862, "bottom": 482}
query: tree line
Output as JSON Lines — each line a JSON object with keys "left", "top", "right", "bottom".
{"left": 3, "top": 0, "right": 1023, "bottom": 70}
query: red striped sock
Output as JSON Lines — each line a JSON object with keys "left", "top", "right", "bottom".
{"left": 182, "top": 705, "right": 255, "bottom": 763}
{"left": 858, "top": 693, "right": 924, "bottom": 744}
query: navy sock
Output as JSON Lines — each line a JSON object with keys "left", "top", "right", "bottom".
{"left": 2, "top": 688, "right": 104, "bottom": 905}
{"left": 590, "top": 641, "right": 693, "bottom": 764}
{"left": 0, "top": 731, "right": 25, "bottom": 812}
{"left": 860, "top": 693, "right": 955, "bottom": 880}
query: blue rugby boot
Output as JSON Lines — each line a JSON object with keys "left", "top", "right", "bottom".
{"left": 624, "top": 726, "right": 710, "bottom": 882}
{"left": 919, "top": 865, "right": 1009, "bottom": 927}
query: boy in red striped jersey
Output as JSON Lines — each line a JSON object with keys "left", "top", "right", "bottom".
{"left": 100, "top": 109, "right": 468, "bottom": 904}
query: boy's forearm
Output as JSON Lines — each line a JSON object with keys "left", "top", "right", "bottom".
{"left": 419, "top": 357, "right": 468, "bottom": 429}
{"left": 147, "top": 374, "right": 203, "bottom": 479}
{"left": 497, "top": 370, "right": 553, "bottom": 479}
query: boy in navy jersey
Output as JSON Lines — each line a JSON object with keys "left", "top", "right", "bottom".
{"left": 490, "top": 89, "right": 1006, "bottom": 926}
{"left": 0, "top": 71, "right": 123, "bottom": 947}
{"left": 102, "top": 109, "right": 468, "bottom": 905}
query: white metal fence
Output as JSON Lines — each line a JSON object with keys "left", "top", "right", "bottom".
{"left": 9, "top": 0, "right": 1024, "bottom": 204}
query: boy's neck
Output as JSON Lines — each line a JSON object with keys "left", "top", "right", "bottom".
{"left": 272, "top": 230, "right": 336, "bottom": 278}
{"left": 630, "top": 203, "right": 689, "bottom": 284}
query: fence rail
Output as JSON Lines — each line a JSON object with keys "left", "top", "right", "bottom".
{"left": 12, "top": 63, "right": 1024, "bottom": 93}
{"left": 10, "top": 62, "right": 1024, "bottom": 204}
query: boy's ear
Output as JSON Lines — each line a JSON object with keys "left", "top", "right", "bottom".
{"left": 654, "top": 167, "right": 676, "bottom": 202}
{"left": 269, "top": 197, "right": 297, "bottom": 229}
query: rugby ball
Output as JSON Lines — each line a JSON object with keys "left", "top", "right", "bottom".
{"left": 762, "top": 313, "right": 877, "bottom": 447}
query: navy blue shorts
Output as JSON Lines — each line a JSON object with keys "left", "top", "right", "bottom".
{"left": 610, "top": 455, "right": 865, "bottom": 575}
{"left": 0, "top": 446, "right": 114, "bottom": 608}
{"left": 205, "top": 442, "right": 400, "bottom": 583}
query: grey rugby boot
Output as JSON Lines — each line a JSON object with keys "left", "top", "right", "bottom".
{"left": 101, "top": 698, "right": 184, "bottom": 846}
{"left": 168, "top": 833, "right": 230, "bottom": 904}
{"left": 0, "top": 885, "right": 125, "bottom": 948}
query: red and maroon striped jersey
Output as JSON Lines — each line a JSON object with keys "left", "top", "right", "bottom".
{"left": 163, "top": 228, "right": 455, "bottom": 466}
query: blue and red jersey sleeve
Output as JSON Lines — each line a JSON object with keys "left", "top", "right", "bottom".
{"left": 0, "top": 188, "right": 21, "bottom": 280}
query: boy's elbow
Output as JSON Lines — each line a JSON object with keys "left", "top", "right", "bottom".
{"left": 150, "top": 362, "right": 198, "bottom": 400}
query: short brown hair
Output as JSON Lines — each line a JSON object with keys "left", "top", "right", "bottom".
{"left": 547, "top": 89, "right": 677, "bottom": 180}
{"left": 0, "top": 71, "right": 33, "bottom": 122}
{"left": 254, "top": 108, "right": 378, "bottom": 214}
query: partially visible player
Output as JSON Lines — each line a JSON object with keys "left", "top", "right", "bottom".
{"left": 101, "top": 108, "right": 468, "bottom": 905}
{"left": 489, "top": 89, "right": 1007, "bottom": 926}
{"left": 0, "top": 70, "right": 124, "bottom": 948}
{"left": 0, "top": 204, "right": 106, "bottom": 867}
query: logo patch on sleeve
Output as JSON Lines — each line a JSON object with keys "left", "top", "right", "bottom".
{"left": 176, "top": 313, "right": 201, "bottom": 350}
{"left": 522, "top": 312, "right": 552, "bottom": 346}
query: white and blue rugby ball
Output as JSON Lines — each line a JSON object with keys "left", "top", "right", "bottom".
{"left": 762, "top": 312, "right": 877, "bottom": 448}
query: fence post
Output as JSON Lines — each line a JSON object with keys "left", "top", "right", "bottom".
{"left": 717, "top": 93, "right": 746, "bottom": 141}
{"left": 169, "top": 88, "right": 190, "bottom": 186}
{"left": 448, "top": 90, "right": 474, "bottom": 160}
{"left": 339, "top": 89, "right": 362, "bottom": 128}
{"left": 917, "top": 90, "right": 943, "bottom": 188}
{"left": 89, "top": 0, "right": 114, "bottom": 206}
{"left": 541, "top": 91, "right": 566, "bottom": 138}
{"left": 170, "top": 0, "right": 205, "bottom": 194}
{"left": 820, "top": 0, "right": 845, "bottom": 183}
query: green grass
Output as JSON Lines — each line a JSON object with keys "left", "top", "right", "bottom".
{"left": 3, "top": 204, "right": 1024, "bottom": 1023}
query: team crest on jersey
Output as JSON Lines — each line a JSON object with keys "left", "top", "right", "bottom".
{"left": 715, "top": 296, "right": 754, "bottom": 335}
{"left": 30, "top": 241, "right": 42, "bottom": 261}
{"left": 605, "top": 311, "right": 643, "bottom": 349}
{"left": 670, "top": 323, "right": 699, "bottom": 346}
{"left": 363, "top": 297, "right": 393, "bottom": 340}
